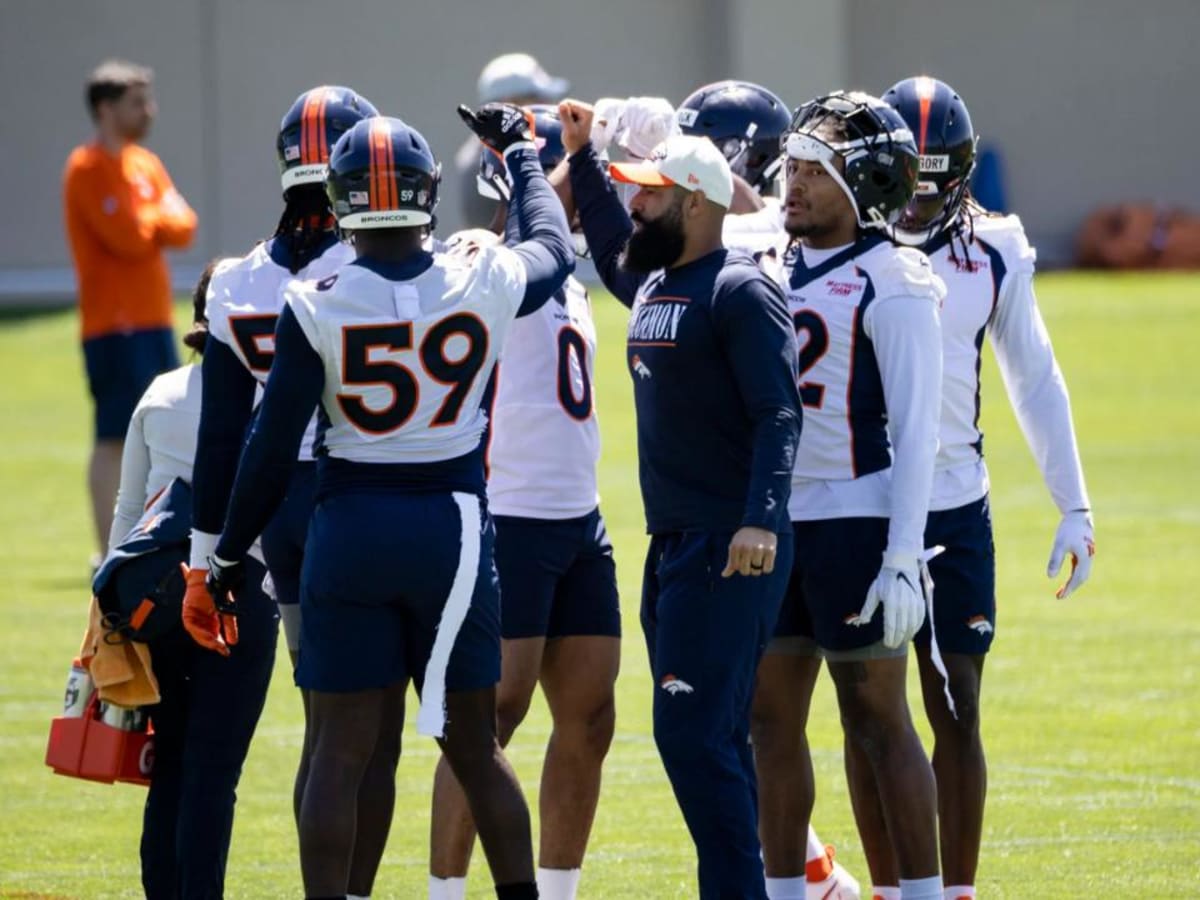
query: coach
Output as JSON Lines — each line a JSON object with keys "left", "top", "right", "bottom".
{"left": 63, "top": 60, "right": 197, "bottom": 564}
{"left": 561, "top": 101, "right": 802, "bottom": 899}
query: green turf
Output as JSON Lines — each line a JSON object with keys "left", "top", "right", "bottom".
{"left": 1, "top": 272, "right": 1197, "bottom": 898}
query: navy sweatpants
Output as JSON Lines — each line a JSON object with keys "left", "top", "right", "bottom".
{"left": 640, "top": 531, "right": 791, "bottom": 900}
{"left": 141, "top": 558, "right": 278, "bottom": 900}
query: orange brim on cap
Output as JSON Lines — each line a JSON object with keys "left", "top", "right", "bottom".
{"left": 609, "top": 161, "right": 675, "bottom": 187}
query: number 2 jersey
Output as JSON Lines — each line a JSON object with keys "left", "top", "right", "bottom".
{"left": 923, "top": 211, "right": 1090, "bottom": 513}
{"left": 761, "top": 234, "right": 945, "bottom": 559}
{"left": 487, "top": 274, "right": 601, "bottom": 519}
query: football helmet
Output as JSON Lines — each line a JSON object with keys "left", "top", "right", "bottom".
{"left": 327, "top": 117, "right": 441, "bottom": 230}
{"left": 276, "top": 86, "right": 378, "bottom": 192}
{"left": 783, "top": 90, "right": 919, "bottom": 231}
{"left": 882, "top": 76, "right": 978, "bottom": 245}
{"left": 676, "top": 80, "right": 790, "bottom": 194}
{"left": 477, "top": 103, "right": 564, "bottom": 201}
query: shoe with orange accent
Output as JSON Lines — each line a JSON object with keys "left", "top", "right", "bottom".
{"left": 806, "top": 844, "right": 861, "bottom": 900}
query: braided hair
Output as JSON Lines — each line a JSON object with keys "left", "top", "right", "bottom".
{"left": 272, "top": 184, "right": 336, "bottom": 274}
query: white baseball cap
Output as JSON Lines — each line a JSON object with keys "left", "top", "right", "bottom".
{"left": 477, "top": 53, "right": 569, "bottom": 104}
{"left": 609, "top": 134, "right": 734, "bottom": 209}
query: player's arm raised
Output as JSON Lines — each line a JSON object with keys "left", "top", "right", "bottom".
{"left": 989, "top": 257, "right": 1094, "bottom": 598}
{"left": 458, "top": 103, "right": 574, "bottom": 315}
{"left": 561, "top": 99, "right": 646, "bottom": 307}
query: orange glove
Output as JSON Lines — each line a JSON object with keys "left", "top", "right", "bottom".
{"left": 180, "top": 564, "right": 237, "bottom": 656}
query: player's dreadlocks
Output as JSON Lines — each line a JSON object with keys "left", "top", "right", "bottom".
{"left": 272, "top": 183, "right": 335, "bottom": 275}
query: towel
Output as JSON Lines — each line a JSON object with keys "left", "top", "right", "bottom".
{"left": 79, "top": 596, "right": 160, "bottom": 708}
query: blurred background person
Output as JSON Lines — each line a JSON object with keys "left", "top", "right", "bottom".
{"left": 63, "top": 59, "right": 197, "bottom": 567}
{"left": 456, "top": 52, "right": 570, "bottom": 228}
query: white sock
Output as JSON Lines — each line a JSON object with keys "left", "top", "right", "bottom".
{"left": 347, "top": 895, "right": 370, "bottom": 900}
{"left": 428, "top": 875, "right": 467, "bottom": 900}
{"left": 900, "top": 876, "right": 944, "bottom": 900}
{"left": 765, "top": 875, "right": 806, "bottom": 899}
{"left": 945, "top": 887, "right": 975, "bottom": 900}
{"left": 873, "top": 888, "right": 902, "bottom": 900}
{"left": 536, "top": 867, "right": 581, "bottom": 900}
{"left": 805, "top": 825, "right": 825, "bottom": 863}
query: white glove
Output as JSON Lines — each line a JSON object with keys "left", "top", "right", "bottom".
{"left": 849, "top": 552, "right": 926, "bottom": 649}
{"left": 590, "top": 97, "right": 626, "bottom": 154}
{"left": 616, "top": 96, "right": 678, "bottom": 159}
{"left": 1047, "top": 510, "right": 1095, "bottom": 599}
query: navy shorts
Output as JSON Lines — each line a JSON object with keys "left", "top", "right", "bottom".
{"left": 493, "top": 508, "right": 621, "bottom": 640}
{"left": 82, "top": 328, "right": 179, "bottom": 440}
{"left": 260, "top": 462, "right": 317, "bottom": 608}
{"left": 915, "top": 495, "right": 996, "bottom": 655}
{"left": 296, "top": 490, "right": 501, "bottom": 702}
{"left": 773, "top": 517, "right": 892, "bottom": 656}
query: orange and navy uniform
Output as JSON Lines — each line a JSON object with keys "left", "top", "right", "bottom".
{"left": 62, "top": 142, "right": 197, "bottom": 340}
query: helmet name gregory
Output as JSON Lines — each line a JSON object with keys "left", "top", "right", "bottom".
{"left": 919, "top": 154, "right": 950, "bottom": 172}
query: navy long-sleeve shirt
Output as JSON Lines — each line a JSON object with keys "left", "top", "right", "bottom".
{"left": 569, "top": 144, "right": 802, "bottom": 534}
{"left": 214, "top": 145, "right": 573, "bottom": 562}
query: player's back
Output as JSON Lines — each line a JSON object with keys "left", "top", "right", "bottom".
{"left": 206, "top": 237, "right": 354, "bottom": 459}
{"left": 287, "top": 244, "right": 529, "bottom": 467}
{"left": 924, "top": 212, "right": 1035, "bottom": 486}
{"left": 488, "top": 275, "right": 600, "bottom": 519}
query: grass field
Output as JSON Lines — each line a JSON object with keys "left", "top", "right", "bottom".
{"left": 1, "top": 272, "right": 1198, "bottom": 898}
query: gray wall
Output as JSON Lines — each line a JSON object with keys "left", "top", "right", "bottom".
{"left": 847, "top": 0, "right": 1200, "bottom": 263}
{"left": 2, "top": 0, "right": 1197, "bottom": 299}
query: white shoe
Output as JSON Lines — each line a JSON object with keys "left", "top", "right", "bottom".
{"left": 807, "top": 846, "right": 861, "bottom": 900}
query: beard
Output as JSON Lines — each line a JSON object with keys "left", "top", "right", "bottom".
{"left": 620, "top": 203, "right": 686, "bottom": 273}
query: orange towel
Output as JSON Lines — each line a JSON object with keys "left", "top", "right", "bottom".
{"left": 79, "top": 596, "right": 160, "bottom": 708}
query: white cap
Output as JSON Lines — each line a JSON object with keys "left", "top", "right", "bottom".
{"left": 609, "top": 134, "right": 734, "bottom": 209}
{"left": 477, "top": 53, "right": 569, "bottom": 104}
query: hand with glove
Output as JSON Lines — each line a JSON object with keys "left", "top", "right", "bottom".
{"left": 180, "top": 556, "right": 244, "bottom": 656}
{"left": 457, "top": 102, "right": 535, "bottom": 155}
{"left": 1048, "top": 509, "right": 1095, "bottom": 599}
{"left": 590, "top": 97, "right": 626, "bottom": 154}
{"left": 847, "top": 552, "right": 927, "bottom": 649}
{"left": 615, "top": 96, "right": 679, "bottom": 159}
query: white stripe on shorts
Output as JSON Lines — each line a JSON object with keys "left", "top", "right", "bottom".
{"left": 416, "top": 492, "right": 482, "bottom": 738}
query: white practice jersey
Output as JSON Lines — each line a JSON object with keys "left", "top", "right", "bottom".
{"left": 926, "top": 212, "right": 1090, "bottom": 513}
{"left": 110, "top": 364, "right": 263, "bottom": 563}
{"left": 487, "top": 274, "right": 601, "bottom": 519}
{"left": 287, "top": 247, "right": 529, "bottom": 464}
{"left": 206, "top": 238, "right": 354, "bottom": 459}
{"left": 722, "top": 197, "right": 785, "bottom": 255}
{"left": 762, "top": 236, "right": 944, "bottom": 557}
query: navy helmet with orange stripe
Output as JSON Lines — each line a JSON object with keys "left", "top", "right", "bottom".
{"left": 882, "top": 76, "right": 977, "bottom": 246}
{"left": 327, "top": 116, "right": 441, "bottom": 230}
{"left": 277, "top": 86, "right": 379, "bottom": 194}
{"left": 676, "top": 80, "right": 790, "bottom": 194}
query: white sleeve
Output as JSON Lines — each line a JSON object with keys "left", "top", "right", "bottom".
{"left": 108, "top": 403, "right": 151, "bottom": 552}
{"left": 865, "top": 293, "right": 943, "bottom": 558}
{"left": 989, "top": 271, "right": 1091, "bottom": 513}
{"left": 473, "top": 244, "right": 529, "bottom": 318}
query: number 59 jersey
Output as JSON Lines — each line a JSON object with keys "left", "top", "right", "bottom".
{"left": 206, "top": 238, "right": 354, "bottom": 459}
{"left": 285, "top": 246, "right": 529, "bottom": 465}
{"left": 487, "top": 275, "right": 600, "bottom": 520}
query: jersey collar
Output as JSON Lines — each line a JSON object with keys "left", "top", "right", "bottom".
{"left": 788, "top": 233, "right": 886, "bottom": 288}
{"left": 350, "top": 251, "right": 435, "bottom": 281}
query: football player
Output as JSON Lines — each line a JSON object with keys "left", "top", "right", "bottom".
{"left": 749, "top": 92, "right": 945, "bottom": 900}
{"left": 429, "top": 105, "right": 620, "bottom": 900}
{"left": 183, "top": 85, "right": 396, "bottom": 900}
{"left": 840, "top": 76, "right": 1095, "bottom": 900}
{"left": 195, "top": 110, "right": 573, "bottom": 900}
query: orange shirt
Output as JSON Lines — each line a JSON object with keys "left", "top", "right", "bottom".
{"left": 63, "top": 142, "right": 198, "bottom": 339}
